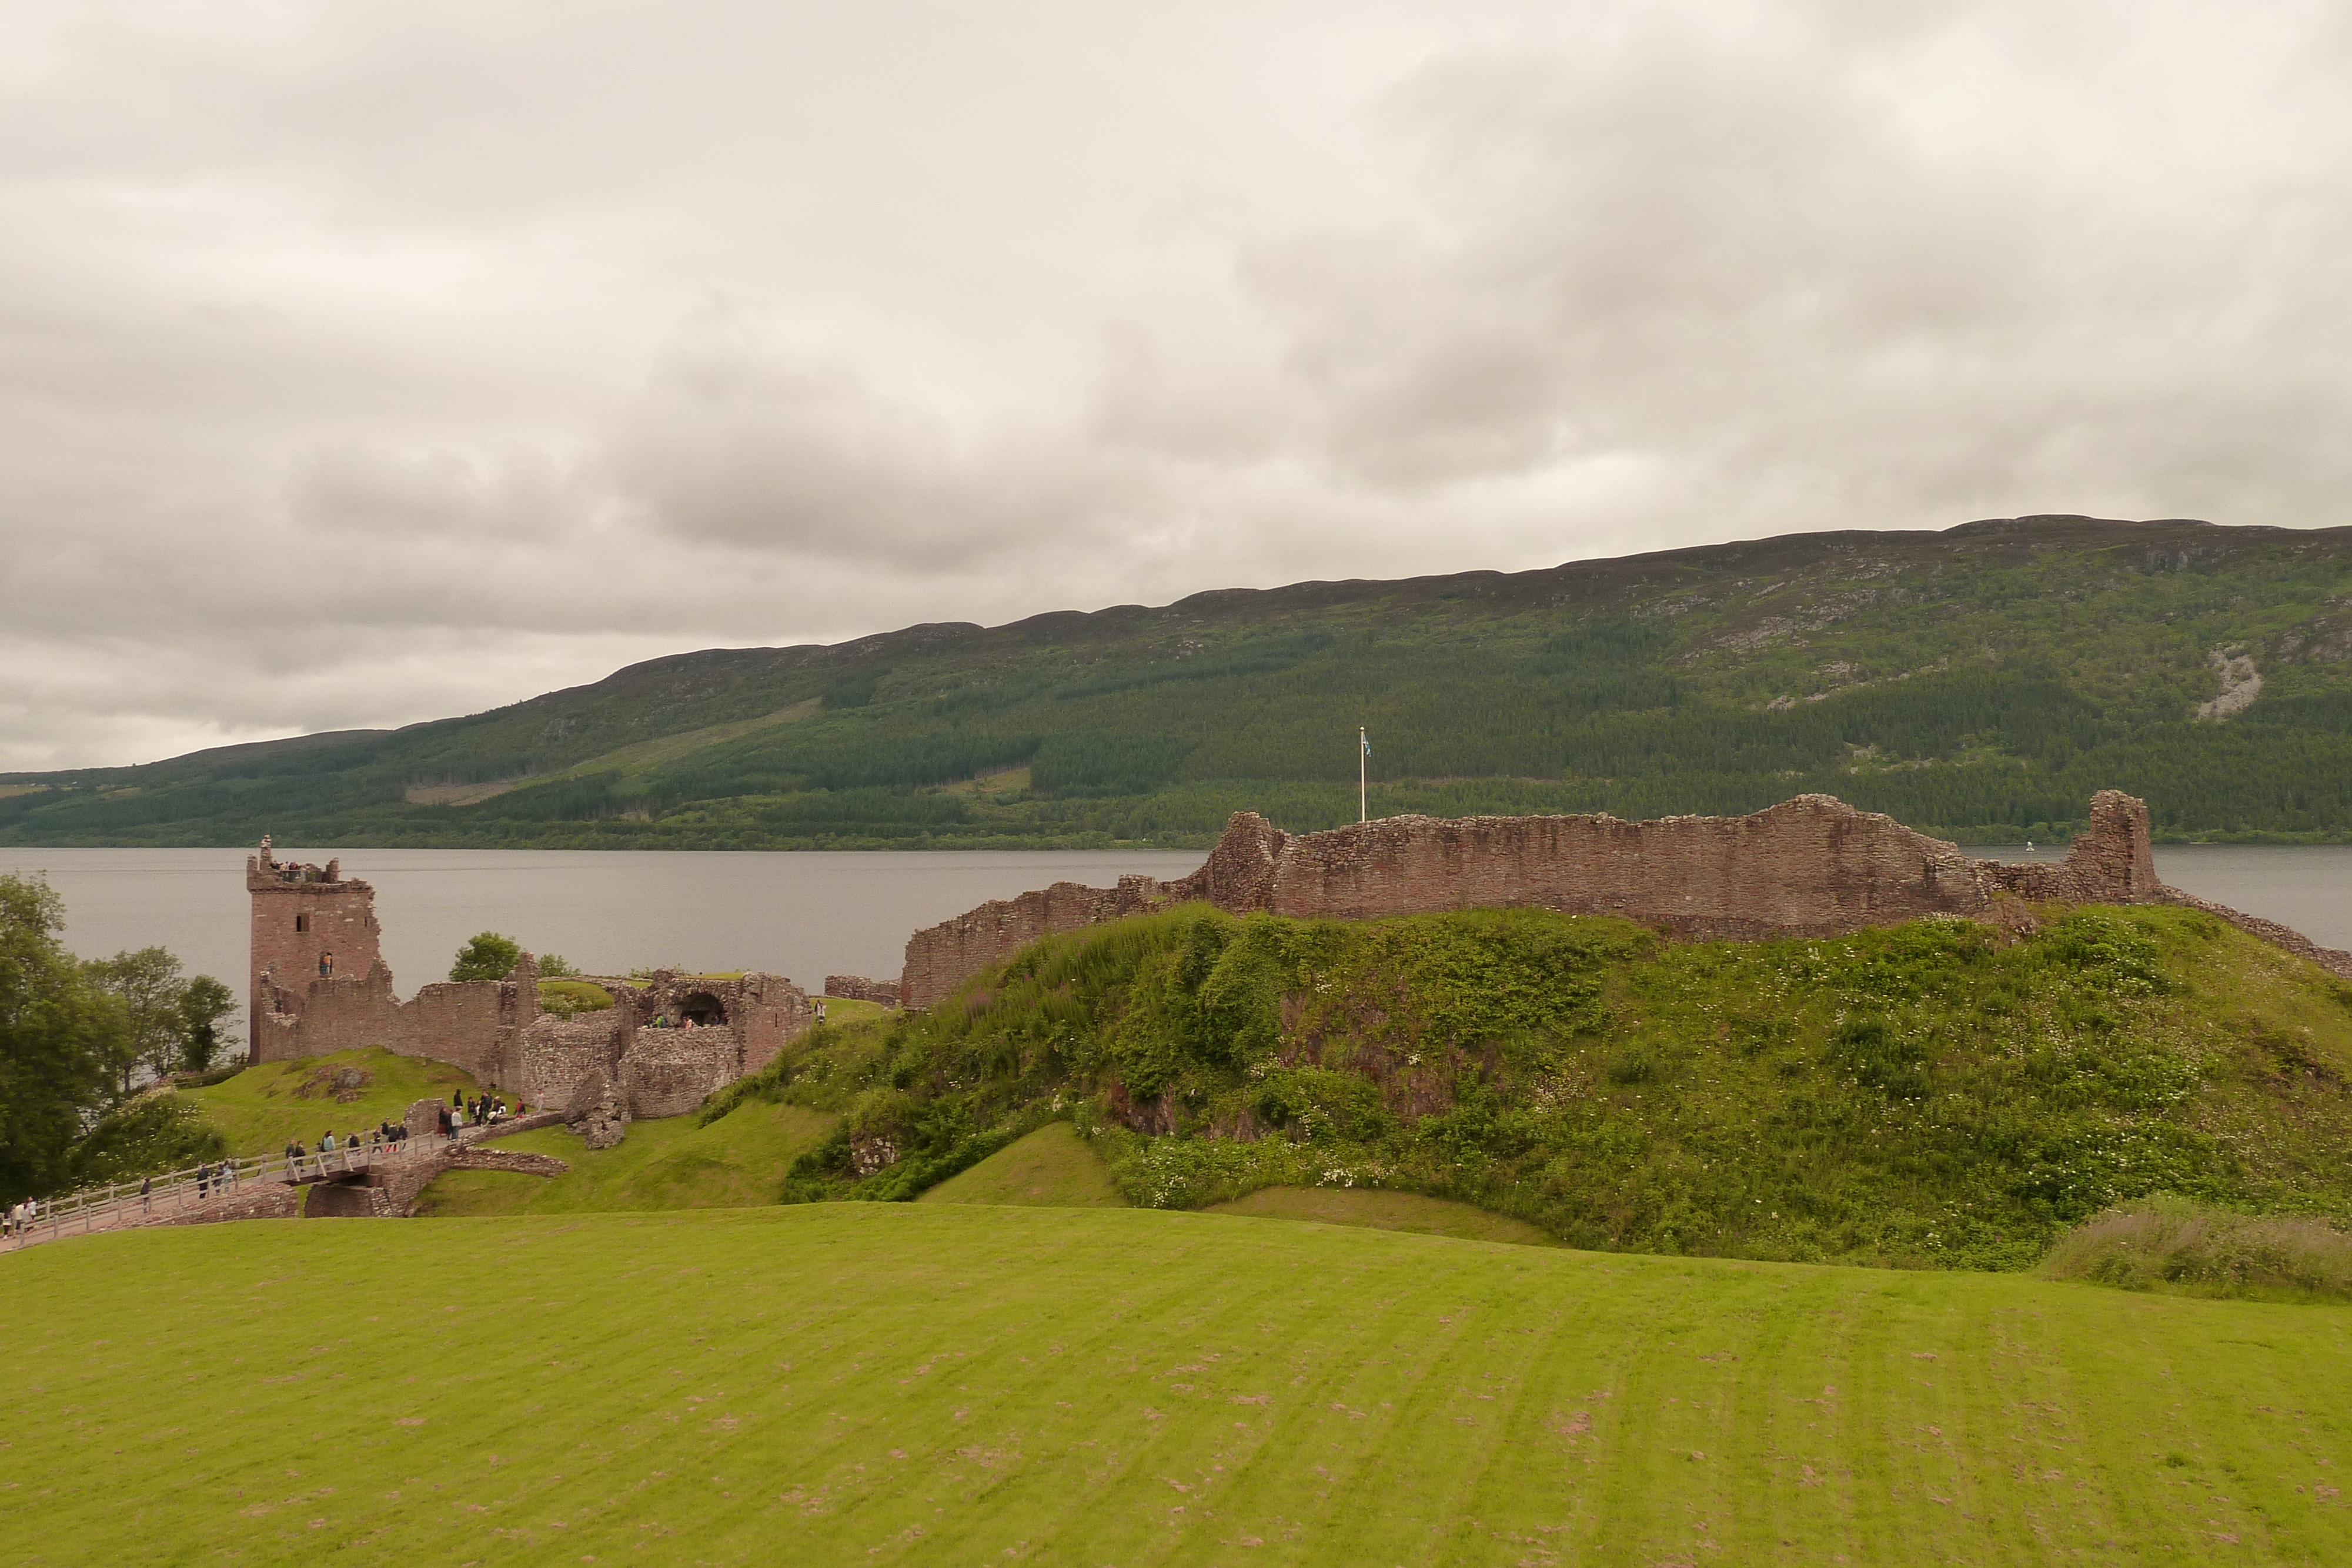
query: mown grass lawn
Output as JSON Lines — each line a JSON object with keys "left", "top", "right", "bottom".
{"left": 3, "top": 1205, "right": 2348, "bottom": 1566}
{"left": 1205, "top": 1188, "right": 1556, "bottom": 1248}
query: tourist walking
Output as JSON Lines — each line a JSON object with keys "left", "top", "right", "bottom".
{"left": 140, "top": 1176, "right": 152, "bottom": 1213}
{"left": 196, "top": 1161, "right": 211, "bottom": 1201}
{"left": 222, "top": 1155, "right": 237, "bottom": 1188}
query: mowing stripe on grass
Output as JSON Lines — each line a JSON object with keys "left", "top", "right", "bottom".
{"left": 1, "top": 1206, "right": 2347, "bottom": 1564}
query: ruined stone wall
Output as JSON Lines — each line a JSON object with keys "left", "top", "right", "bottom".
{"left": 402, "top": 974, "right": 532, "bottom": 1085}
{"left": 604, "top": 969, "right": 813, "bottom": 1109}
{"left": 249, "top": 959, "right": 537, "bottom": 1088}
{"left": 1252, "top": 795, "right": 1992, "bottom": 936}
{"left": 824, "top": 974, "right": 903, "bottom": 1008}
{"left": 726, "top": 974, "right": 813, "bottom": 1076}
{"left": 619, "top": 1025, "right": 743, "bottom": 1119}
{"left": 898, "top": 790, "right": 2240, "bottom": 1007}
{"left": 899, "top": 875, "right": 1181, "bottom": 1009}
{"left": 514, "top": 1012, "right": 624, "bottom": 1112}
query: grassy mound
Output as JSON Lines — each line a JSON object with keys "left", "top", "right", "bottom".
{"left": 415, "top": 1101, "right": 833, "bottom": 1215}
{"left": 5, "top": 1206, "right": 2350, "bottom": 1564}
{"left": 737, "top": 902, "right": 2352, "bottom": 1268}
{"left": 918, "top": 1122, "right": 1125, "bottom": 1208}
{"left": 816, "top": 995, "right": 891, "bottom": 1026}
{"left": 537, "top": 977, "right": 613, "bottom": 1018}
{"left": 181, "top": 1048, "right": 479, "bottom": 1156}
{"left": 1206, "top": 1185, "right": 1555, "bottom": 1246}
{"left": 2044, "top": 1196, "right": 2352, "bottom": 1302}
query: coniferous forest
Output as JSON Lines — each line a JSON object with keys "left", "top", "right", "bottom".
{"left": 6, "top": 515, "right": 2351, "bottom": 848}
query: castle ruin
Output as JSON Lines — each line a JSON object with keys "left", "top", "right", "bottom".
{"left": 246, "top": 838, "right": 813, "bottom": 1118}
{"left": 898, "top": 790, "right": 2351, "bottom": 1007}
{"left": 246, "top": 788, "right": 2350, "bottom": 1121}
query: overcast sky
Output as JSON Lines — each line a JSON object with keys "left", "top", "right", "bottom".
{"left": 4, "top": 1, "right": 2347, "bottom": 771}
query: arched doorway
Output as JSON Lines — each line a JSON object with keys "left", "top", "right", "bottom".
{"left": 679, "top": 991, "right": 727, "bottom": 1027}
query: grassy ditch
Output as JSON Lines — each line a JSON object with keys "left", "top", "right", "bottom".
{"left": 4, "top": 1205, "right": 2350, "bottom": 1564}
{"left": 721, "top": 901, "right": 2352, "bottom": 1268}
{"left": 413, "top": 1101, "right": 833, "bottom": 1216}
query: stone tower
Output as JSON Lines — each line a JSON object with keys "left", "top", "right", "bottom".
{"left": 246, "top": 836, "right": 383, "bottom": 1055}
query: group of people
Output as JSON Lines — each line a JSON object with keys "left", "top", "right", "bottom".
{"left": 3, "top": 1197, "right": 36, "bottom": 1238}
{"left": 452, "top": 1092, "right": 513, "bottom": 1130}
{"left": 280, "top": 1120, "right": 413, "bottom": 1178}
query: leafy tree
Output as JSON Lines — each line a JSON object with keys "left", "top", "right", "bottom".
{"left": 0, "top": 874, "right": 121, "bottom": 1204}
{"left": 538, "top": 953, "right": 579, "bottom": 978}
{"left": 66, "top": 1096, "right": 225, "bottom": 1188}
{"left": 175, "top": 975, "right": 238, "bottom": 1074}
{"left": 449, "top": 931, "right": 523, "bottom": 983}
{"left": 83, "top": 946, "right": 186, "bottom": 1098}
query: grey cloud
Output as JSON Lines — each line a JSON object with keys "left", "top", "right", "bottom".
{"left": 2, "top": 1, "right": 2348, "bottom": 771}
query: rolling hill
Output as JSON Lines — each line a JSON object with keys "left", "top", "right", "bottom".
{"left": 6, "top": 514, "right": 2352, "bottom": 848}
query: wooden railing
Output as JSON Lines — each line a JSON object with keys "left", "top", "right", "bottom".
{"left": 3, "top": 1132, "right": 456, "bottom": 1251}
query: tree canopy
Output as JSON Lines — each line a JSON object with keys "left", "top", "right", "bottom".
{"left": 0, "top": 874, "right": 121, "bottom": 1203}
{"left": 449, "top": 931, "right": 524, "bottom": 984}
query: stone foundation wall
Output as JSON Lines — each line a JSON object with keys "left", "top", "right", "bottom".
{"left": 158, "top": 1183, "right": 303, "bottom": 1225}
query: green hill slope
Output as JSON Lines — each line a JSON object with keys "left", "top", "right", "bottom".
{"left": 183, "top": 1047, "right": 478, "bottom": 1155}
{"left": 4, "top": 1206, "right": 2349, "bottom": 1565}
{"left": 918, "top": 1121, "right": 1126, "bottom": 1208}
{"left": 7, "top": 514, "right": 2352, "bottom": 847}
{"left": 414, "top": 1101, "right": 833, "bottom": 1215}
{"left": 741, "top": 901, "right": 2352, "bottom": 1267}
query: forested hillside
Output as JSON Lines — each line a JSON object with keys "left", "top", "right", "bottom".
{"left": 6, "top": 514, "right": 2351, "bottom": 847}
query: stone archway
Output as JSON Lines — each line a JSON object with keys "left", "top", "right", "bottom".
{"left": 679, "top": 990, "right": 727, "bottom": 1027}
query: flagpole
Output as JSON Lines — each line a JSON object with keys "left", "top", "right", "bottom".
{"left": 1359, "top": 726, "right": 1367, "bottom": 824}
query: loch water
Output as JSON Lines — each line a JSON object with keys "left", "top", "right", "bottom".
{"left": 5, "top": 842, "right": 2344, "bottom": 999}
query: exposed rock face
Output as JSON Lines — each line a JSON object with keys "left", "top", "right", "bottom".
{"left": 897, "top": 788, "right": 2338, "bottom": 1005}
{"left": 564, "top": 1068, "right": 630, "bottom": 1151}
{"left": 849, "top": 1134, "right": 899, "bottom": 1177}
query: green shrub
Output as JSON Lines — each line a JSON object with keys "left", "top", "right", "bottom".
{"left": 2043, "top": 1197, "right": 2352, "bottom": 1302}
